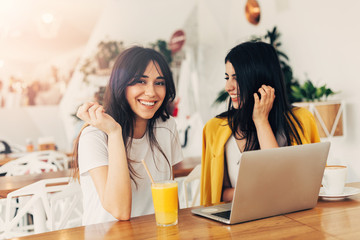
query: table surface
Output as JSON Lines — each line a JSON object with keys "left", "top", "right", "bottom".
{"left": 0, "top": 169, "right": 72, "bottom": 199}
{"left": 10, "top": 182, "right": 360, "bottom": 240}
{"left": 0, "top": 155, "right": 17, "bottom": 166}
{"left": 173, "top": 156, "right": 200, "bottom": 177}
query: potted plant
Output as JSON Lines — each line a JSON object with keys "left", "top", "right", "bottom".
{"left": 291, "top": 78, "right": 343, "bottom": 139}
{"left": 291, "top": 77, "right": 336, "bottom": 102}
{"left": 80, "top": 40, "right": 125, "bottom": 84}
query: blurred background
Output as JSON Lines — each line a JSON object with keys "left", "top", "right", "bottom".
{"left": 0, "top": 0, "right": 359, "bottom": 181}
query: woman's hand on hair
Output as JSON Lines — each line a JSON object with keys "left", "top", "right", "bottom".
{"left": 76, "top": 102, "right": 122, "bottom": 136}
{"left": 252, "top": 85, "right": 275, "bottom": 125}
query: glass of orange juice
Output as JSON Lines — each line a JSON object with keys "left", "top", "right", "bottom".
{"left": 151, "top": 180, "right": 178, "bottom": 227}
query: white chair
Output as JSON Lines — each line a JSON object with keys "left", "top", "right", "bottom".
{"left": 48, "top": 181, "right": 83, "bottom": 231}
{"left": 2, "top": 177, "right": 82, "bottom": 239}
{"left": 0, "top": 197, "right": 28, "bottom": 237}
{"left": 0, "top": 200, "right": 5, "bottom": 232}
{"left": 0, "top": 150, "right": 69, "bottom": 176}
{"left": 182, "top": 164, "right": 201, "bottom": 208}
{"left": 0, "top": 151, "right": 71, "bottom": 238}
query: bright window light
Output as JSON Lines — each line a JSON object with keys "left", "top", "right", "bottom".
{"left": 41, "top": 13, "right": 54, "bottom": 24}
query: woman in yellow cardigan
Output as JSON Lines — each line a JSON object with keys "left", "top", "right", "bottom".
{"left": 200, "top": 42, "right": 320, "bottom": 206}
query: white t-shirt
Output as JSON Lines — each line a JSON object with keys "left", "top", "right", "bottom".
{"left": 225, "top": 135, "right": 242, "bottom": 188}
{"left": 78, "top": 117, "right": 183, "bottom": 225}
{"left": 225, "top": 133, "right": 287, "bottom": 188}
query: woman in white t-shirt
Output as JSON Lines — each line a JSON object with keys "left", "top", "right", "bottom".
{"left": 72, "top": 46, "right": 183, "bottom": 225}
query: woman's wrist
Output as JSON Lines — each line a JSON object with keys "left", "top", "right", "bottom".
{"left": 253, "top": 117, "right": 270, "bottom": 127}
{"left": 107, "top": 124, "right": 122, "bottom": 138}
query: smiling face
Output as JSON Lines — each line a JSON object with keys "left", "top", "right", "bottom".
{"left": 225, "top": 61, "right": 240, "bottom": 109}
{"left": 125, "top": 61, "right": 166, "bottom": 123}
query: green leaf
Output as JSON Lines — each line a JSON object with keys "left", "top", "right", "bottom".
{"left": 299, "top": 88, "right": 309, "bottom": 101}
{"left": 277, "top": 51, "right": 289, "bottom": 61}
{"left": 303, "top": 81, "right": 315, "bottom": 99}
{"left": 315, "top": 86, "right": 325, "bottom": 100}
{"left": 325, "top": 89, "right": 335, "bottom": 97}
{"left": 212, "top": 89, "right": 229, "bottom": 106}
{"left": 291, "top": 86, "right": 303, "bottom": 100}
{"left": 250, "top": 36, "right": 262, "bottom": 42}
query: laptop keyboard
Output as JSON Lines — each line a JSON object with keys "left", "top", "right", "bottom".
{"left": 212, "top": 210, "right": 231, "bottom": 220}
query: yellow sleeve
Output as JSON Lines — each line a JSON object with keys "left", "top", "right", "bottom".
{"left": 200, "top": 122, "right": 211, "bottom": 205}
{"left": 292, "top": 107, "right": 321, "bottom": 144}
{"left": 200, "top": 118, "right": 230, "bottom": 206}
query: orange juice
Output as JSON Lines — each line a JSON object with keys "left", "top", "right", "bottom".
{"left": 151, "top": 181, "right": 178, "bottom": 226}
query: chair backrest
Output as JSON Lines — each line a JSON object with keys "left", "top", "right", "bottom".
{"left": 183, "top": 164, "right": 201, "bottom": 208}
{"left": 3, "top": 177, "right": 71, "bottom": 238}
{"left": 48, "top": 181, "right": 83, "bottom": 231}
{"left": 0, "top": 199, "right": 6, "bottom": 233}
{"left": 0, "top": 150, "right": 69, "bottom": 176}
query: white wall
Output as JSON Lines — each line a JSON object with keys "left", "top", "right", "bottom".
{"left": 61, "top": 0, "right": 360, "bottom": 181}
{"left": 281, "top": 0, "right": 360, "bottom": 182}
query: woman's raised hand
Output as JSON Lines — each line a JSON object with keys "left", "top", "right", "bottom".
{"left": 252, "top": 85, "right": 275, "bottom": 125}
{"left": 77, "top": 102, "right": 121, "bottom": 135}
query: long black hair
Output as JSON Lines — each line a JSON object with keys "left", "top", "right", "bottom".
{"left": 73, "top": 46, "right": 176, "bottom": 184}
{"left": 218, "top": 41, "right": 302, "bottom": 150}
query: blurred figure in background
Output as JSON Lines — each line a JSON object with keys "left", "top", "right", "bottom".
{"left": 0, "top": 80, "right": 5, "bottom": 107}
{"left": 5, "top": 76, "right": 22, "bottom": 108}
{"left": 26, "top": 81, "right": 41, "bottom": 106}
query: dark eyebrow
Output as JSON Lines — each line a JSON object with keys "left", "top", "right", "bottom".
{"left": 225, "top": 73, "right": 236, "bottom": 77}
{"left": 133, "top": 74, "right": 146, "bottom": 79}
{"left": 135, "top": 75, "right": 165, "bottom": 80}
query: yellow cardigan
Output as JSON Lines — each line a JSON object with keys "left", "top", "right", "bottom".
{"left": 200, "top": 107, "right": 320, "bottom": 206}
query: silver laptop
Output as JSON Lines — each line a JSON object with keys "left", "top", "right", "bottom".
{"left": 191, "top": 142, "right": 330, "bottom": 224}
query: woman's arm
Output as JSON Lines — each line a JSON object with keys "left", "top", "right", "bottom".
{"left": 221, "top": 160, "right": 234, "bottom": 202}
{"left": 78, "top": 102, "right": 132, "bottom": 220}
{"left": 222, "top": 188, "right": 234, "bottom": 202}
{"left": 252, "top": 85, "right": 279, "bottom": 149}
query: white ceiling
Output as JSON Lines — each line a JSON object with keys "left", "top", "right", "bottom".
{"left": 0, "top": 0, "right": 105, "bottom": 80}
